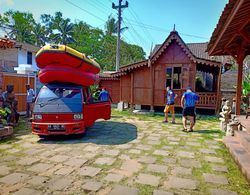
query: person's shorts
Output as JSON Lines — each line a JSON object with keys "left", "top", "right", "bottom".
{"left": 164, "top": 104, "right": 175, "bottom": 114}
{"left": 183, "top": 107, "right": 196, "bottom": 117}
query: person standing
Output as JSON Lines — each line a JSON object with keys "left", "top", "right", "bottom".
{"left": 26, "top": 84, "right": 35, "bottom": 118}
{"left": 181, "top": 87, "right": 199, "bottom": 132}
{"left": 98, "top": 88, "right": 112, "bottom": 102}
{"left": 163, "top": 86, "right": 177, "bottom": 123}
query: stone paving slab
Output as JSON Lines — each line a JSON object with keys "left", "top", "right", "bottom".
{"left": 13, "top": 187, "right": 42, "bottom": 195}
{"left": 27, "top": 163, "right": 54, "bottom": 173}
{"left": 211, "top": 165, "right": 228, "bottom": 173}
{"left": 209, "top": 189, "right": 238, "bottom": 195}
{"left": 109, "top": 185, "right": 138, "bottom": 195}
{"left": 203, "top": 173, "right": 228, "bottom": 185}
{"left": 0, "top": 165, "right": 11, "bottom": 176}
{"left": 82, "top": 181, "right": 102, "bottom": 192}
{"left": 163, "top": 158, "right": 177, "bottom": 164}
{"left": 103, "top": 149, "right": 120, "bottom": 156}
{"left": 176, "top": 151, "right": 195, "bottom": 158}
{"left": 17, "top": 157, "right": 40, "bottom": 166}
{"left": 27, "top": 176, "right": 49, "bottom": 186}
{"left": 94, "top": 157, "right": 115, "bottom": 166}
{"left": 179, "top": 159, "right": 201, "bottom": 168}
{"left": 0, "top": 173, "right": 29, "bottom": 185}
{"left": 135, "top": 173, "right": 161, "bottom": 186}
{"left": 138, "top": 156, "right": 156, "bottom": 164}
{"left": 78, "top": 166, "right": 101, "bottom": 177}
{"left": 153, "top": 150, "right": 170, "bottom": 156}
{"left": 205, "top": 156, "right": 224, "bottom": 163}
{"left": 54, "top": 166, "right": 75, "bottom": 175}
{"left": 164, "top": 176, "right": 198, "bottom": 190}
{"left": 120, "top": 160, "right": 142, "bottom": 173}
{"left": 171, "top": 166, "right": 192, "bottom": 175}
{"left": 147, "top": 164, "right": 168, "bottom": 173}
{"left": 104, "top": 173, "right": 124, "bottom": 182}
{"left": 63, "top": 158, "right": 88, "bottom": 167}
{"left": 48, "top": 178, "right": 73, "bottom": 191}
{"left": 49, "top": 155, "right": 70, "bottom": 163}
{"left": 153, "top": 190, "right": 174, "bottom": 195}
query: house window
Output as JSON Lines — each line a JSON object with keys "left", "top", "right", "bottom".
{"left": 166, "top": 66, "right": 182, "bottom": 89}
{"left": 27, "top": 52, "right": 32, "bottom": 64}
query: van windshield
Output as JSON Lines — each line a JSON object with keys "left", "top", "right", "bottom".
{"left": 34, "top": 85, "right": 82, "bottom": 113}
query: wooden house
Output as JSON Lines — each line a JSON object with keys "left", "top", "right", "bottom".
{"left": 100, "top": 31, "right": 231, "bottom": 112}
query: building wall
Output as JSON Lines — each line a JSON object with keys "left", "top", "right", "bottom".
{"left": 99, "top": 79, "right": 120, "bottom": 103}
{"left": 0, "top": 48, "right": 18, "bottom": 71}
{"left": 152, "top": 41, "right": 194, "bottom": 106}
{"left": 18, "top": 49, "right": 38, "bottom": 70}
{"left": 221, "top": 70, "right": 237, "bottom": 103}
{"left": 133, "top": 66, "right": 151, "bottom": 105}
{"left": 121, "top": 74, "right": 131, "bottom": 102}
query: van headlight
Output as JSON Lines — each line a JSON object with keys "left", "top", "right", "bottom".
{"left": 34, "top": 114, "right": 42, "bottom": 120}
{"left": 73, "top": 113, "right": 83, "bottom": 120}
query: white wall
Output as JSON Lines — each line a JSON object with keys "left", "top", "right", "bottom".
{"left": 17, "top": 49, "right": 38, "bottom": 70}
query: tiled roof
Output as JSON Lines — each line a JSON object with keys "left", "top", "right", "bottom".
{"left": 207, "top": 0, "right": 237, "bottom": 53}
{"left": 0, "top": 37, "right": 15, "bottom": 49}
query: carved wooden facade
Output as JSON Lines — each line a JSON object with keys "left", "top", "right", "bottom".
{"left": 100, "top": 31, "right": 230, "bottom": 111}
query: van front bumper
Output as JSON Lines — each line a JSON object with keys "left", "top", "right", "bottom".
{"left": 32, "top": 121, "right": 85, "bottom": 135}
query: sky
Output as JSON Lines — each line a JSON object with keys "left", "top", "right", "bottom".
{"left": 0, "top": 0, "right": 228, "bottom": 56}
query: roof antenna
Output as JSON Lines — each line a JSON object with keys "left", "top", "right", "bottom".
{"left": 173, "top": 24, "right": 176, "bottom": 31}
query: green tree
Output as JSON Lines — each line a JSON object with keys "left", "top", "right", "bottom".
{"left": 105, "top": 15, "right": 117, "bottom": 36}
{"left": 0, "top": 10, "right": 35, "bottom": 43}
{"left": 31, "top": 23, "right": 47, "bottom": 46}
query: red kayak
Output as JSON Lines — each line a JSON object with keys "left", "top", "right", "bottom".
{"left": 36, "top": 45, "right": 100, "bottom": 74}
{"left": 39, "top": 65, "right": 99, "bottom": 86}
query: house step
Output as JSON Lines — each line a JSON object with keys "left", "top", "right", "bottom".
{"left": 223, "top": 136, "right": 250, "bottom": 182}
{"left": 234, "top": 131, "right": 250, "bottom": 153}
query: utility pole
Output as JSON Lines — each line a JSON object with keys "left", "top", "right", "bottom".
{"left": 112, "top": 0, "right": 128, "bottom": 72}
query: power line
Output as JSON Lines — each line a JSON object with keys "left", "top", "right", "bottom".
{"left": 128, "top": 5, "right": 156, "bottom": 44}
{"left": 64, "top": 0, "right": 106, "bottom": 22}
{"left": 122, "top": 20, "right": 148, "bottom": 47}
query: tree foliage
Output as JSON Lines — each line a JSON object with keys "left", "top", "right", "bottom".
{"left": 0, "top": 10, "right": 146, "bottom": 71}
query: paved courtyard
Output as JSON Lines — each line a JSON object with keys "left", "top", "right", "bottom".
{"left": 0, "top": 111, "right": 249, "bottom": 195}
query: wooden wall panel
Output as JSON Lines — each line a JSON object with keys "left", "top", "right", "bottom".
{"left": 2, "top": 73, "right": 35, "bottom": 112}
{"left": 157, "top": 40, "right": 191, "bottom": 64}
{"left": 99, "top": 80, "right": 120, "bottom": 103}
{"left": 134, "top": 88, "right": 151, "bottom": 105}
{"left": 121, "top": 75, "right": 131, "bottom": 102}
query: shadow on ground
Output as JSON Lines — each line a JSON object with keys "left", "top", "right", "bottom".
{"left": 38, "top": 121, "right": 137, "bottom": 145}
{"left": 195, "top": 129, "right": 221, "bottom": 134}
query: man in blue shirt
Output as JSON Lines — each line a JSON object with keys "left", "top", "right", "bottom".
{"left": 163, "top": 86, "right": 177, "bottom": 123}
{"left": 181, "top": 87, "right": 199, "bottom": 132}
{"left": 99, "top": 88, "right": 112, "bottom": 102}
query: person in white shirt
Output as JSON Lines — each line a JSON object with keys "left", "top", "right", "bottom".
{"left": 26, "top": 84, "right": 35, "bottom": 117}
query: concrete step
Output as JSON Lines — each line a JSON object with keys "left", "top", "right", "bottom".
{"left": 223, "top": 136, "right": 250, "bottom": 182}
{"left": 234, "top": 131, "right": 250, "bottom": 153}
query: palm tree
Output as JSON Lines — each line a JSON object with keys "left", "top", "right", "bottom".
{"left": 32, "top": 23, "right": 47, "bottom": 46}
{"left": 52, "top": 19, "right": 75, "bottom": 45}
{"left": 105, "top": 15, "right": 117, "bottom": 36}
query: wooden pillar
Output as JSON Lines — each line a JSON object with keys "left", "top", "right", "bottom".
{"left": 215, "top": 66, "right": 222, "bottom": 114}
{"left": 119, "top": 76, "right": 122, "bottom": 101}
{"left": 150, "top": 62, "right": 154, "bottom": 112}
{"left": 130, "top": 72, "right": 134, "bottom": 110}
{"left": 236, "top": 61, "right": 243, "bottom": 115}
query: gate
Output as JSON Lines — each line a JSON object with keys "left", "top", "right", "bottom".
{"left": 0, "top": 72, "right": 36, "bottom": 113}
